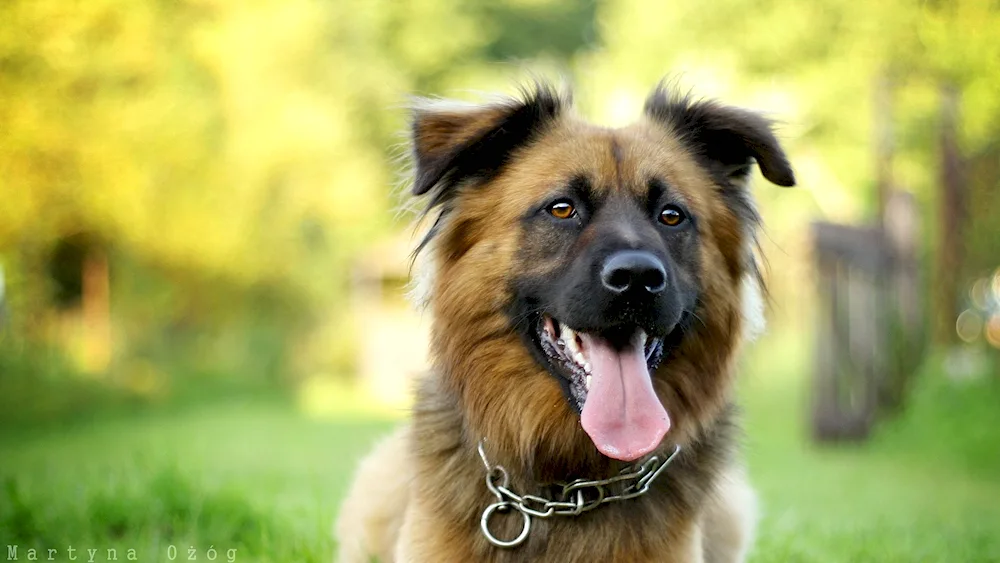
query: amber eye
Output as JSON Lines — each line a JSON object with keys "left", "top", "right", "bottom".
{"left": 659, "top": 205, "right": 686, "bottom": 226}
{"left": 548, "top": 200, "right": 576, "bottom": 220}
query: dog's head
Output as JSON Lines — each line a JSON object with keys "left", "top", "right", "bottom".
{"left": 409, "top": 83, "right": 793, "bottom": 472}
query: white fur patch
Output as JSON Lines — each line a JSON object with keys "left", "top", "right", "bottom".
{"left": 740, "top": 273, "right": 766, "bottom": 342}
{"left": 406, "top": 232, "right": 436, "bottom": 310}
{"left": 408, "top": 91, "right": 518, "bottom": 116}
{"left": 409, "top": 96, "right": 484, "bottom": 114}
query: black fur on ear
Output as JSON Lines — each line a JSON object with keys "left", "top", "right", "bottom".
{"left": 643, "top": 85, "right": 796, "bottom": 188}
{"left": 410, "top": 83, "right": 566, "bottom": 208}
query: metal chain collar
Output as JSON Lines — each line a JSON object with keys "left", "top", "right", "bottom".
{"left": 477, "top": 440, "right": 682, "bottom": 548}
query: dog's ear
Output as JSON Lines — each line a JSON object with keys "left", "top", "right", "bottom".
{"left": 644, "top": 86, "right": 795, "bottom": 188}
{"left": 410, "top": 84, "right": 566, "bottom": 206}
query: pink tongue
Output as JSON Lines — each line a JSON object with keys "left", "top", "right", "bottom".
{"left": 579, "top": 333, "right": 670, "bottom": 461}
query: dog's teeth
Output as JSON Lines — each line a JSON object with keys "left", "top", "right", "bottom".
{"left": 562, "top": 326, "right": 579, "bottom": 354}
{"left": 638, "top": 329, "right": 648, "bottom": 347}
{"left": 574, "top": 352, "right": 586, "bottom": 366}
{"left": 585, "top": 374, "right": 592, "bottom": 390}
{"left": 584, "top": 362, "right": 592, "bottom": 374}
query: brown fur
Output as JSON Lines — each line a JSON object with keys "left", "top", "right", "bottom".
{"left": 336, "top": 82, "right": 793, "bottom": 562}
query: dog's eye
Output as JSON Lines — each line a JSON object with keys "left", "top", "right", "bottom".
{"left": 548, "top": 200, "right": 577, "bottom": 220}
{"left": 659, "top": 205, "right": 686, "bottom": 227}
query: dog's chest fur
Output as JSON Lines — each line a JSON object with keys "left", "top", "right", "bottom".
{"left": 401, "top": 379, "right": 739, "bottom": 563}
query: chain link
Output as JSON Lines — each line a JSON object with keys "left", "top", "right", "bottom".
{"left": 477, "top": 440, "right": 681, "bottom": 548}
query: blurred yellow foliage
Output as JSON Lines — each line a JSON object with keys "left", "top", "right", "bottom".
{"left": 1, "top": 0, "right": 997, "bottom": 389}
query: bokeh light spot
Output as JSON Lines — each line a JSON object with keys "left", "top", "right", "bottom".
{"left": 970, "top": 278, "right": 990, "bottom": 310}
{"left": 956, "top": 309, "right": 983, "bottom": 343}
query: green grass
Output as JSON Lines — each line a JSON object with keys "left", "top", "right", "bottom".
{"left": 742, "top": 372, "right": 1000, "bottom": 562}
{"left": 0, "top": 399, "right": 393, "bottom": 562}
{"left": 1, "top": 343, "right": 999, "bottom": 562}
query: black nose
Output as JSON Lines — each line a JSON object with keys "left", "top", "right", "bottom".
{"left": 600, "top": 251, "right": 667, "bottom": 295}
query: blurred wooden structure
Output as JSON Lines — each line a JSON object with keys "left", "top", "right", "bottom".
{"left": 811, "top": 191, "right": 924, "bottom": 441}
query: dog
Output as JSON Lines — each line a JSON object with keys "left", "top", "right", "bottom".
{"left": 335, "top": 80, "right": 795, "bottom": 562}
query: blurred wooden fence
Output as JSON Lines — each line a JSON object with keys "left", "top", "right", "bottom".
{"left": 811, "top": 190, "right": 925, "bottom": 441}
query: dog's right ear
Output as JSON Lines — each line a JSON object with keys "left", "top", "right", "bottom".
{"left": 410, "top": 84, "right": 566, "bottom": 206}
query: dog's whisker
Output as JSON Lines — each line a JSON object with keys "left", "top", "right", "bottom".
{"left": 690, "top": 311, "right": 708, "bottom": 330}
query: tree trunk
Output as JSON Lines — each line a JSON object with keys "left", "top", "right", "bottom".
{"left": 934, "top": 84, "right": 966, "bottom": 345}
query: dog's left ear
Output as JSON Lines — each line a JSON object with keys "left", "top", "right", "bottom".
{"left": 644, "top": 87, "right": 795, "bottom": 188}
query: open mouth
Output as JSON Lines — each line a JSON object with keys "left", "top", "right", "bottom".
{"left": 538, "top": 316, "right": 665, "bottom": 408}
{"left": 536, "top": 315, "right": 671, "bottom": 461}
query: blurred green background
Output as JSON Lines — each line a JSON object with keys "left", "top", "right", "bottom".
{"left": 2, "top": 0, "right": 999, "bottom": 561}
